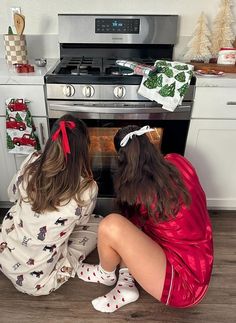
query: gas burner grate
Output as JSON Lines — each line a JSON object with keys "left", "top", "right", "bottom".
{"left": 52, "top": 56, "right": 163, "bottom": 76}
{"left": 105, "top": 66, "right": 134, "bottom": 76}
{"left": 54, "top": 57, "right": 102, "bottom": 75}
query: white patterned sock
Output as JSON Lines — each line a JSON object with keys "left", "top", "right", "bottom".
{"left": 77, "top": 263, "right": 117, "bottom": 286}
{"left": 91, "top": 268, "right": 139, "bottom": 313}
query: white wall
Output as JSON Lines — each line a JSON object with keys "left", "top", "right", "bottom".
{"left": 1, "top": 0, "right": 236, "bottom": 59}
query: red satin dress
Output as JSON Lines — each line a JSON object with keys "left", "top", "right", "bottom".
{"left": 131, "top": 153, "right": 214, "bottom": 308}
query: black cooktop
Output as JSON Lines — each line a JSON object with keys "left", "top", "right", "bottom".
{"left": 45, "top": 56, "right": 196, "bottom": 85}
{"left": 45, "top": 56, "right": 156, "bottom": 84}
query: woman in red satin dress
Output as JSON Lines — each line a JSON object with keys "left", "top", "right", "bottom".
{"left": 78, "top": 125, "right": 214, "bottom": 313}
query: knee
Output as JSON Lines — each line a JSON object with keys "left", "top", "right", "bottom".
{"left": 98, "top": 213, "right": 124, "bottom": 240}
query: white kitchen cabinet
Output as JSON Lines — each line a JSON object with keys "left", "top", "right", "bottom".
{"left": 0, "top": 83, "right": 48, "bottom": 205}
{"left": 185, "top": 85, "right": 236, "bottom": 209}
{"left": 0, "top": 116, "right": 17, "bottom": 205}
{"left": 191, "top": 87, "right": 236, "bottom": 119}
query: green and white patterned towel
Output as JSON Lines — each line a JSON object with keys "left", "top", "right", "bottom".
{"left": 138, "top": 60, "right": 194, "bottom": 112}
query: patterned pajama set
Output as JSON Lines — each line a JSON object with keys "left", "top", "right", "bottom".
{"left": 130, "top": 154, "right": 213, "bottom": 307}
{"left": 0, "top": 153, "right": 100, "bottom": 296}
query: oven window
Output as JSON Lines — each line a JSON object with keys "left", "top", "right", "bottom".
{"left": 89, "top": 127, "right": 163, "bottom": 156}
{"left": 89, "top": 126, "right": 163, "bottom": 198}
{"left": 89, "top": 128, "right": 118, "bottom": 156}
{"left": 49, "top": 118, "right": 189, "bottom": 199}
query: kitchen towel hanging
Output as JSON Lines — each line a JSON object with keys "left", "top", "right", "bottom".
{"left": 6, "top": 98, "right": 41, "bottom": 154}
{"left": 138, "top": 60, "right": 194, "bottom": 112}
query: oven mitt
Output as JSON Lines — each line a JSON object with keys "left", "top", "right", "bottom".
{"left": 6, "top": 98, "right": 41, "bottom": 154}
{"left": 116, "top": 60, "right": 158, "bottom": 77}
{"left": 138, "top": 60, "right": 194, "bottom": 112}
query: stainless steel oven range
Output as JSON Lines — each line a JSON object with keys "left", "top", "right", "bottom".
{"left": 45, "top": 14, "right": 196, "bottom": 215}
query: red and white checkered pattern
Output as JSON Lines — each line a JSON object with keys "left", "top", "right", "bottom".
{"left": 4, "top": 34, "right": 28, "bottom": 64}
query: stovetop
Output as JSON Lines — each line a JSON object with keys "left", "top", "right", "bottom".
{"left": 45, "top": 56, "right": 158, "bottom": 85}
{"left": 45, "top": 56, "right": 196, "bottom": 86}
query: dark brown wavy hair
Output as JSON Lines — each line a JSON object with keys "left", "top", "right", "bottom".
{"left": 22, "top": 114, "right": 94, "bottom": 213}
{"left": 114, "top": 125, "right": 191, "bottom": 222}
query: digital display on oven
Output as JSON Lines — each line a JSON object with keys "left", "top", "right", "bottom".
{"left": 95, "top": 18, "right": 140, "bottom": 34}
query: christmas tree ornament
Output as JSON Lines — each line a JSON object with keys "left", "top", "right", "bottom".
{"left": 210, "top": 0, "right": 235, "bottom": 57}
{"left": 184, "top": 12, "right": 212, "bottom": 62}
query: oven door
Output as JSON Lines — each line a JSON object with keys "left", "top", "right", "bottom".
{"left": 48, "top": 101, "right": 191, "bottom": 215}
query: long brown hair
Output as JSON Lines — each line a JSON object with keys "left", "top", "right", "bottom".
{"left": 22, "top": 114, "right": 94, "bottom": 213}
{"left": 114, "top": 125, "right": 191, "bottom": 222}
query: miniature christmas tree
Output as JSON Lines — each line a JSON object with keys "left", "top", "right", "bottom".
{"left": 25, "top": 110, "right": 32, "bottom": 127}
{"left": 15, "top": 112, "right": 23, "bottom": 122}
{"left": 184, "top": 12, "right": 212, "bottom": 62}
{"left": 144, "top": 74, "right": 163, "bottom": 89}
{"left": 175, "top": 72, "right": 186, "bottom": 83}
{"left": 210, "top": 0, "right": 235, "bottom": 57}
{"left": 6, "top": 109, "right": 10, "bottom": 121}
{"left": 7, "top": 133, "right": 15, "bottom": 149}
{"left": 159, "top": 82, "right": 176, "bottom": 97}
{"left": 178, "top": 83, "right": 189, "bottom": 97}
{"left": 162, "top": 66, "right": 174, "bottom": 78}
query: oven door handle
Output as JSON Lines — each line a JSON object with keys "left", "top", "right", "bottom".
{"left": 49, "top": 103, "right": 192, "bottom": 114}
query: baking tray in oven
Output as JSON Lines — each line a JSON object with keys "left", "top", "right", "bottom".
{"left": 88, "top": 127, "right": 163, "bottom": 156}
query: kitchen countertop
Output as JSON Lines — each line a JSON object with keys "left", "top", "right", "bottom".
{"left": 1, "top": 58, "right": 236, "bottom": 87}
{"left": 0, "top": 58, "right": 58, "bottom": 85}
{"left": 194, "top": 72, "right": 236, "bottom": 87}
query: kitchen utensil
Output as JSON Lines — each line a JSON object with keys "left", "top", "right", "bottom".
{"left": 35, "top": 58, "right": 47, "bottom": 67}
{"left": 14, "top": 13, "right": 25, "bottom": 35}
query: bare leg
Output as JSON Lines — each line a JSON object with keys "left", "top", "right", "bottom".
{"left": 97, "top": 213, "right": 166, "bottom": 301}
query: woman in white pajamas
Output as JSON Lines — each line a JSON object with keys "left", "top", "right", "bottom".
{"left": 0, "top": 114, "right": 100, "bottom": 296}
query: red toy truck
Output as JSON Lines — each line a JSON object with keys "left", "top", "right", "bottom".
{"left": 6, "top": 117, "right": 26, "bottom": 131}
{"left": 8, "top": 99, "right": 28, "bottom": 112}
{"left": 13, "top": 134, "right": 36, "bottom": 147}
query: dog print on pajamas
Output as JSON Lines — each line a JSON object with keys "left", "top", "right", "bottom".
{"left": 0, "top": 152, "right": 99, "bottom": 296}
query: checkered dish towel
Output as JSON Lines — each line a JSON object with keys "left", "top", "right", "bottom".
{"left": 6, "top": 98, "right": 41, "bottom": 154}
{"left": 138, "top": 60, "right": 194, "bottom": 112}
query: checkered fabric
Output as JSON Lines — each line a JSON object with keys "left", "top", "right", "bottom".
{"left": 4, "top": 35, "right": 28, "bottom": 64}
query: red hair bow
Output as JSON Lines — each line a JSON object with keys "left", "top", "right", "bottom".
{"left": 52, "top": 121, "right": 76, "bottom": 159}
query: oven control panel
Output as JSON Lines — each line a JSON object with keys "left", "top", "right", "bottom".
{"left": 95, "top": 18, "right": 140, "bottom": 34}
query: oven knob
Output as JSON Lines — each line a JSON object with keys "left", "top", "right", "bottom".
{"left": 114, "top": 86, "right": 126, "bottom": 99}
{"left": 82, "top": 86, "right": 95, "bottom": 98}
{"left": 63, "top": 85, "right": 75, "bottom": 97}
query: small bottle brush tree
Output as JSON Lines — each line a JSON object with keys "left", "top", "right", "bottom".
{"left": 184, "top": 12, "right": 212, "bottom": 62}
{"left": 210, "top": 0, "right": 235, "bottom": 58}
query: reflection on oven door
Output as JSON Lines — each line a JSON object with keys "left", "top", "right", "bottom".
{"left": 89, "top": 127, "right": 163, "bottom": 198}
{"left": 89, "top": 127, "right": 163, "bottom": 164}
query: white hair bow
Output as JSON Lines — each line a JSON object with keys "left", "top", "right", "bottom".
{"left": 120, "top": 125, "right": 155, "bottom": 147}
